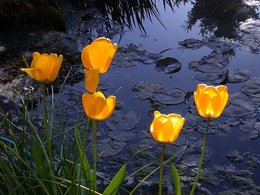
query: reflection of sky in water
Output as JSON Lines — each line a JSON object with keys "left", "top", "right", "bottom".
{"left": 107, "top": 1, "right": 260, "bottom": 184}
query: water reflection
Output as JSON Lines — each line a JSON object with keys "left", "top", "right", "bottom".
{"left": 95, "top": 0, "right": 169, "bottom": 32}
{"left": 186, "top": 0, "right": 258, "bottom": 39}
{"left": 93, "top": 0, "right": 258, "bottom": 39}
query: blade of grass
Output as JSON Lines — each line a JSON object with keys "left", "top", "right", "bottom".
{"left": 103, "top": 164, "right": 127, "bottom": 195}
{"left": 171, "top": 163, "right": 181, "bottom": 195}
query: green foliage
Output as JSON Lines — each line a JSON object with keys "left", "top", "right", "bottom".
{"left": 171, "top": 163, "right": 181, "bottom": 195}
{"left": 103, "top": 164, "right": 127, "bottom": 195}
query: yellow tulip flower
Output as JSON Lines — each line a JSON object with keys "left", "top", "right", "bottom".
{"left": 194, "top": 84, "right": 228, "bottom": 118}
{"left": 150, "top": 111, "right": 185, "bottom": 143}
{"left": 21, "top": 52, "right": 63, "bottom": 82}
{"left": 81, "top": 37, "right": 118, "bottom": 74}
{"left": 85, "top": 69, "right": 99, "bottom": 93}
{"left": 82, "top": 91, "right": 116, "bottom": 120}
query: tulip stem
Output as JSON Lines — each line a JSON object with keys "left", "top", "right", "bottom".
{"left": 41, "top": 83, "right": 52, "bottom": 162}
{"left": 190, "top": 117, "right": 210, "bottom": 195}
{"left": 92, "top": 120, "right": 98, "bottom": 193}
{"left": 159, "top": 143, "right": 166, "bottom": 195}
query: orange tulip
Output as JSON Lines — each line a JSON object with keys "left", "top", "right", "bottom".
{"left": 82, "top": 91, "right": 116, "bottom": 120}
{"left": 81, "top": 37, "right": 118, "bottom": 74}
{"left": 194, "top": 84, "right": 228, "bottom": 118}
{"left": 21, "top": 52, "right": 63, "bottom": 83}
{"left": 150, "top": 111, "right": 185, "bottom": 143}
{"left": 85, "top": 69, "right": 99, "bottom": 93}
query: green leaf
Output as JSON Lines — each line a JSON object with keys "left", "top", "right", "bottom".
{"left": 103, "top": 164, "right": 127, "bottom": 195}
{"left": 32, "top": 139, "right": 49, "bottom": 181}
{"left": 74, "top": 126, "right": 93, "bottom": 188}
{"left": 171, "top": 163, "right": 181, "bottom": 195}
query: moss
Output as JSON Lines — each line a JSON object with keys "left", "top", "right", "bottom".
{"left": 0, "top": 0, "right": 65, "bottom": 31}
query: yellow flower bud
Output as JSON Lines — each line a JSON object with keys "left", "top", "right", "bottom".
{"left": 21, "top": 52, "right": 63, "bottom": 83}
{"left": 194, "top": 84, "right": 229, "bottom": 118}
{"left": 85, "top": 69, "right": 99, "bottom": 93}
{"left": 82, "top": 91, "right": 116, "bottom": 120}
{"left": 81, "top": 37, "right": 118, "bottom": 74}
{"left": 150, "top": 111, "right": 185, "bottom": 143}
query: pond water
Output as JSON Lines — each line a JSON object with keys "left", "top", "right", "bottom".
{"left": 1, "top": 0, "right": 259, "bottom": 194}
{"left": 54, "top": 0, "right": 260, "bottom": 193}
{"left": 56, "top": 0, "right": 260, "bottom": 193}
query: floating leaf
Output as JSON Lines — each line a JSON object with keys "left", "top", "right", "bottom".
{"left": 106, "top": 110, "right": 141, "bottom": 131}
{"left": 249, "top": 130, "right": 259, "bottom": 139}
{"left": 97, "top": 139, "right": 126, "bottom": 157}
{"left": 179, "top": 38, "right": 204, "bottom": 49}
{"left": 108, "top": 131, "right": 137, "bottom": 142}
{"left": 132, "top": 81, "right": 164, "bottom": 99}
{"left": 224, "top": 93, "right": 257, "bottom": 117}
{"left": 154, "top": 88, "right": 186, "bottom": 105}
{"left": 155, "top": 57, "right": 181, "bottom": 74}
{"left": 241, "top": 77, "right": 260, "bottom": 98}
{"left": 228, "top": 69, "right": 250, "bottom": 83}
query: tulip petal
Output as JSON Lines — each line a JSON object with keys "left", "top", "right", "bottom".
{"left": 194, "top": 84, "right": 229, "bottom": 118}
{"left": 102, "top": 95, "right": 116, "bottom": 119}
{"left": 81, "top": 45, "right": 92, "bottom": 69}
{"left": 22, "top": 52, "right": 62, "bottom": 82}
{"left": 82, "top": 93, "right": 106, "bottom": 120}
{"left": 85, "top": 69, "right": 99, "bottom": 93}
{"left": 169, "top": 114, "right": 185, "bottom": 142}
{"left": 21, "top": 68, "right": 45, "bottom": 82}
{"left": 83, "top": 37, "right": 118, "bottom": 74}
{"left": 82, "top": 92, "right": 116, "bottom": 120}
{"left": 217, "top": 85, "right": 229, "bottom": 114}
{"left": 49, "top": 54, "right": 63, "bottom": 82}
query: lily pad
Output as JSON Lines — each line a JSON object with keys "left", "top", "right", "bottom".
{"left": 226, "top": 150, "right": 243, "bottom": 163}
{"left": 201, "top": 52, "right": 229, "bottom": 66}
{"left": 155, "top": 57, "right": 181, "bottom": 74}
{"left": 132, "top": 81, "right": 164, "bottom": 99}
{"left": 249, "top": 130, "right": 259, "bottom": 139}
{"left": 205, "top": 37, "right": 238, "bottom": 52}
{"left": 178, "top": 38, "right": 204, "bottom": 49}
{"left": 194, "top": 70, "right": 228, "bottom": 84}
{"left": 105, "top": 110, "right": 141, "bottom": 131}
{"left": 154, "top": 88, "right": 186, "bottom": 105}
{"left": 97, "top": 139, "right": 126, "bottom": 157}
{"left": 228, "top": 69, "right": 250, "bottom": 83}
{"left": 224, "top": 93, "right": 257, "bottom": 117}
{"left": 108, "top": 131, "right": 137, "bottom": 142}
{"left": 241, "top": 77, "right": 260, "bottom": 98}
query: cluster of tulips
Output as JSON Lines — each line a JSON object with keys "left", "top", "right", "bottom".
{"left": 21, "top": 37, "right": 229, "bottom": 194}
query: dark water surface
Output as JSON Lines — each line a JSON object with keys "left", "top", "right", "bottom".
{"left": 60, "top": 0, "right": 260, "bottom": 193}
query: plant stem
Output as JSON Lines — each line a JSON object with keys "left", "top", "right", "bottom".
{"left": 190, "top": 118, "right": 210, "bottom": 195}
{"left": 159, "top": 143, "right": 165, "bottom": 195}
{"left": 92, "top": 120, "right": 98, "bottom": 193}
{"left": 41, "top": 83, "right": 52, "bottom": 160}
